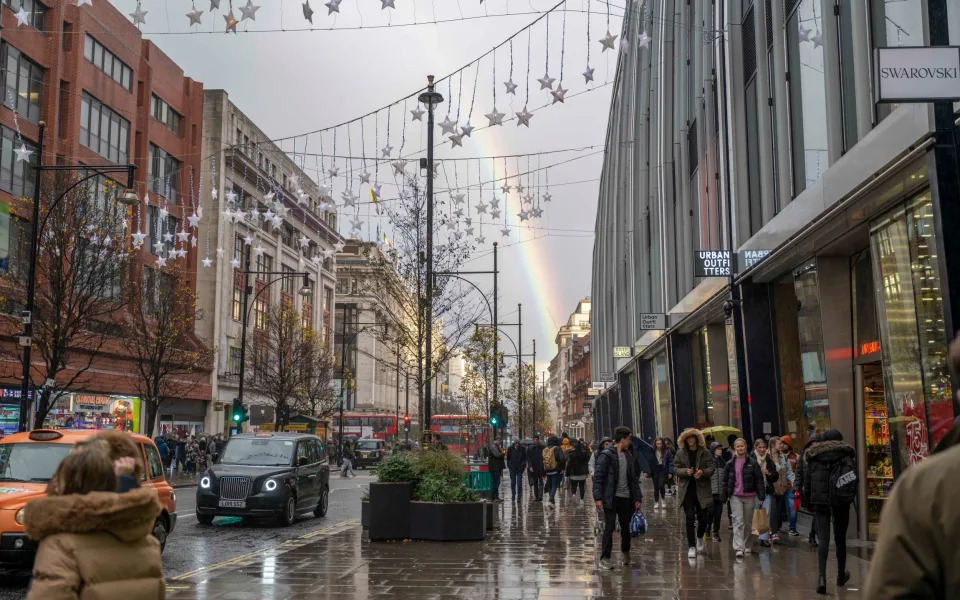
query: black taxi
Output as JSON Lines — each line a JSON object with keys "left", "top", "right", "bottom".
{"left": 196, "top": 432, "right": 329, "bottom": 526}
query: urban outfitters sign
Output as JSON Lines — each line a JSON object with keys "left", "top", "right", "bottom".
{"left": 875, "top": 47, "right": 960, "bottom": 102}
{"left": 696, "top": 251, "right": 731, "bottom": 277}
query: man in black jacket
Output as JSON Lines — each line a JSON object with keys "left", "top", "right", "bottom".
{"left": 488, "top": 438, "right": 506, "bottom": 502}
{"left": 506, "top": 440, "right": 527, "bottom": 502}
{"left": 593, "top": 426, "right": 642, "bottom": 570}
{"left": 526, "top": 435, "right": 545, "bottom": 501}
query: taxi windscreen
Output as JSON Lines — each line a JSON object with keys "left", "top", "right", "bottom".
{"left": 220, "top": 438, "right": 295, "bottom": 466}
{"left": 0, "top": 443, "right": 73, "bottom": 483}
{"left": 356, "top": 440, "right": 381, "bottom": 450}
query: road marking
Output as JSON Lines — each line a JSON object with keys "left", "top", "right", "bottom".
{"left": 169, "top": 518, "right": 359, "bottom": 583}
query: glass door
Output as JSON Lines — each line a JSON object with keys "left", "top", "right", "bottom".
{"left": 861, "top": 363, "right": 892, "bottom": 540}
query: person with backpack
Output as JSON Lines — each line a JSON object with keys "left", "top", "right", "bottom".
{"left": 542, "top": 435, "right": 566, "bottom": 507}
{"left": 674, "top": 428, "right": 715, "bottom": 558}
{"left": 800, "top": 429, "right": 857, "bottom": 595}
{"left": 795, "top": 432, "right": 822, "bottom": 547}
{"left": 527, "top": 435, "right": 546, "bottom": 502}
{"left": 592, "top": 426, "right": 642, "bottom": 570}
{"left": 506, "top": 439, "right": 527, "bottom": 503}
{"left": 488, "top": 438, "right": 506, "bottom": 503}
{"left": 565, "top": 440, "right": 590, "bottom": 505}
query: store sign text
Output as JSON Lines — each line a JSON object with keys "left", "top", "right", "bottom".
{"left": 695, "top": 251, "right": 730, "bottom": 277}
{"left": 860, "top": 341, "right": 881, "bottom": 356}
{"left": 612, "top": 346, "right": 632, "bottom": 358}
{"left": 875, "top": 47, "right": 960, "bottom": 102}
{"left": 639, "top": 313, "right": 667, "bottom": 330}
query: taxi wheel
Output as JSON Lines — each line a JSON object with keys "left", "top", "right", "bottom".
{"left": 314, "top": 486, "right": 329, "bottom": 518}
{"left": 152, "top": 518, "right": 169, "bottom": 552}
{"left": 277, "top": 492, "right": 296, "bottom": 527}
{"left": 197, "top": 512, "right": 214, "bottom": 525}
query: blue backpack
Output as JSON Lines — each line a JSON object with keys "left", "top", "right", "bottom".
{"left": 629, "top": 509, "right": 647, "bottom": 537}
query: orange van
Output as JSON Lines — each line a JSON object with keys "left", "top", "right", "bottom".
{"left": 0, "top": 429, "right": 177, "bottom": 568}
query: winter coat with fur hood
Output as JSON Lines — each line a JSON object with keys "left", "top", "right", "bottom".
{"left": 673, "top": 429, "right": 715, "bottom": 508}
{"left": 24, "top": 488, "right": 165, "bottom": 600}
{"left": 800, "top": 439, "right": 856, "bottom": 509}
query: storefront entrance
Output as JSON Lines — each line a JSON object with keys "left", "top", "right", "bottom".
{"left": 856, "top": 362, "right": 892, "bottom": 541}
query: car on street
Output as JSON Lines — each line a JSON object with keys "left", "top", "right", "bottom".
{"left": 0, "top": 429, "right": 177, "bottom": 569}
{"left": 353, "top": 438, "right": 388, "bottom": 469}
{"left": 196, "top": 432, "right": 330, "bottom": 526}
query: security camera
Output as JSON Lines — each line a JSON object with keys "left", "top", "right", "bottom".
{"left": 722, "top": 300, "right": 735, "bottom": 319}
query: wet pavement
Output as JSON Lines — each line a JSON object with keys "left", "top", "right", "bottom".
{"left": 163, "top": 479, "right": 871, "bottom": 599}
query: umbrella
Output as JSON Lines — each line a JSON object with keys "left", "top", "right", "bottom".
{"left": 700, "top": 426, "right": 742, "bottom": 446}
{"left": 630, "top": 435, "right": 656, "bottom": 474}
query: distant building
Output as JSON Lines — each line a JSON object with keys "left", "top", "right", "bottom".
{"left": 548, "top": 298, "right": 591, "bottom": 437}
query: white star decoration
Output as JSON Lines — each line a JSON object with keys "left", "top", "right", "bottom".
{"left": 359, "top": 172, "right": 371, "bottom": 184}
{"left": 532, "top": 207, "right": 543, "bottom": 218}
{"left": 381, "top": 144, "right": 393, "bottom": 158}
{"left": 600, "top": 31, "right": 618, "bottom": 51}
{"left": 391, "top": 160, "right": 408, "bottom": 175}
{"left": 410, "top": 106, "right": 424, "bottom": 121}
{"left": 449, "top": 133, "right": 464, "bottom": 148}
{"left": 202, "top": 257, "right": 213, "bottom": 268}
{"left": 156, "top": 256, "right": 167, "bottom": 268}
{"left": 325, "top": 0, "right": 341, "bottom": 13}
{"left": 504, "top": 79, "right": 518, "bottom": 94}
{"left": 798, "top": 23, "right": 811, "bottom": 43}
{"left": 380, "top": 0, "right": 395, "bottom": 8}
{"left": 188, "top": 214, "right": 201, "bottom": 228}
{"left": 583, "top": 66, "right": 595, "bottom": 83}
{"left": 485, "top": 108, "right": 505, "bottom": 126}
{"left": 542, "top": 192, "right": 552, "bottom": 203}
{"left": 439, "top": 116, "right": 457, "bottom": 135}
{"left": 638, "top": 31, "right": 652, "bottom": 48}
{"left": 224, "top": 9, "right": 238, "bottom": 32}
{"left": 460, "top": 122, "right": 474, "bottom": 137}
{"left": 15, "top": 7, "right": 29, "bottom": 26}
{"left": 516, "top": 106, "right": 534, "bottom": 127}
{"left": 14, "top": 144, "right": 32, "bottom": 162}
{"left": 328, "top": 166, "right": 339, "bottom": 178}
{"left": 231, "top": 257, "right": 241, "bottom": 269}
{"left": 132, "top": 231, "right": 146, "bottom": 246}
{"left": 302, "top": 0, "right": 314, "bottom": 22}
{"left": 491, "top": 209, "right": 501, "bottom": 219}
{"left": 500, "top": 184, "right": 511, "bottom": 195}
{"left": 811, "top": 30, "right": 823, "bottom": 48}
{"left": 475, "top": 201, "right": 487, "bottom": 214}
{"left": 186, "top": 8, "right": 203, "bottom": 25}
{"left": 334, "top": 240, "right": 345, "bottom": 252}
{"left": 129, "top": 5, "right": 147, "bottom": 26}
{"left": 537, "top": 73, "right": 555, "bottom": 90}
{"left": 239, "top": 0, "right": 259, "bottom": 21}
{"left": 501, "top": 227, "right": 511, "bottom": 237}
{"left": 551, "top": 84, "right": 567, "bottom": 104}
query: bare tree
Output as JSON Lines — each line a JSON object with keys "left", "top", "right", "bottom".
{"left": 247, "top": 304, "right": 314, "bottom": 429}
{"left": 458, "top": 326, "right": 500, "bottom": 420}
{"left": 119, "top": 262, "right": 213, "bottom": 436}
{"left": 0, "top": 173, "right": 132, "bottom": 428}
{"left": 504, "top": 363, "right": 549, "bottom": 438}
{"left": 296, "top": 329, "right": 339, "bottom": 420}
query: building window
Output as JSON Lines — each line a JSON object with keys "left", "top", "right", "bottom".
{"left": 232, "top": 278, "right": 243, "bottom": 321}
{"left": 80, "top": 92, "right": 130, "bottom": 163}
{"left": 228, "top": 346, "right": 241, "bottom": 375}
{"left": 82, "top": 35, "right": 133, "bottom": 91}
{"left": 145, "top": 205, "right": 177, "bottom": 256}
{"left": 255, "top": 253, "right": 273, "bottom": 279}
{"left": 150, "top": 94, "right": 182, "bottom": 136}
{"left": 281, "top": 225, "right": 294, "bottom": 248}
{"left": 3, "top": 0, "right": 45, "bottom": 30}
{"left": 785, "top": 0, "right": 828, "bottom": 198}
{"left": 148, "top": 144, "right": 180, "bottom": 204}
{"left": 254, "top": 295, "right": 268, "bottom": 329}
{"left": 302, "top": 302, "right": 313, "bottom": 330}
{"left": 1, "top": 43, "right": 43, "bottom": 123}
{"left": 0, "top": 126, "right": 36, "bottom": 198}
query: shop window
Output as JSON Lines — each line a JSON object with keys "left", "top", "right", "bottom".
{"left": 691, "top": 328, "right": 714, "bottom": 428}
{"left": 871, "top": 192, "right": 954, "bottom": 478}
{"left": 652, "top": 353, "right": 673, "bottom": 440}
{"left": 785, "top": 0, "right": 828, "bottom": 197}
{"left": 870, "top": 0, "right": 926, "bottom": 123}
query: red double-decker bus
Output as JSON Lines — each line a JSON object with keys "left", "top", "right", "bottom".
{"left": 430, "top": 415, "right": 489, "bottom": 459}
{"left": 331, "top": 414, "right": 398, "bottom": 440}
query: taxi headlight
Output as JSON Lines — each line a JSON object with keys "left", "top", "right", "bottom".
{"left": 171, "top": 491, "right": 176, "bottom": 503}
{"left": 14, "top": 507, "right": 25, "bottom": 525}
{"left": 264, "top": 479, "right": 278, "bottom": 492}
{"left": 199, "top": 476, "right": 211, "bottom": 489}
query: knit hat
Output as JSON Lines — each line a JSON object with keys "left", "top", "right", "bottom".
{"left": 780, "top": 435, "right": 793, "bottom": 449}
{"left": 822, "top": 429, "right": 844, "bottom": 442}
{"left": 709, "top": 441, "right": 721, "bottom": 452}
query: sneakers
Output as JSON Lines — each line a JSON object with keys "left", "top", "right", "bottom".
{"left": 687, "top": 547, "right": 697, "bottom": 558}
{"left": 653, "top": 501, "right": 660, "bottom": 509}
{"left": 760, "top": 539, "right": 771, "bottom": 548}
{"left": 788, "top": 529, "right": 800, "bottom": 537}
{"left": 696, "top": 538, "right": 705, "bottom": 552}
{"left": 771, "top": 533, "right": 780, "bottom": 543}
{"left": 599, "top": 558, "right": 614, "bottom": 571}
{"left": 744, "top": 547, "right": 752, "bottom": 555}
{"left": 712, "top": 533, "right": 722, "bottom": 543}
{"left": 621, "top": 552, "right": 631, "bottom": 565}
{"left": 735, "top": 550, "right": 744, "bottom": 559}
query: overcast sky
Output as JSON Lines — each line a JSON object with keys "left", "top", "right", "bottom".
{"left": 114, "top": 0, "right": 622, "bottom": 374}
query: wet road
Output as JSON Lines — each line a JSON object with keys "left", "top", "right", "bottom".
{"left": 0, "top": 473, "right": 371, "bottom": 599}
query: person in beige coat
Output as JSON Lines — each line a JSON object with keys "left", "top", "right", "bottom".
{"left": 23, "top": 445, "right": 165, "bottom": 600}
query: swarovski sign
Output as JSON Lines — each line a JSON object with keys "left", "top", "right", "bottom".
{"left": 875, "top": 47, "right": 960, "bottom": 102}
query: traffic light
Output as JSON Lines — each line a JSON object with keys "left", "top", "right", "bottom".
{"left": 231, "top": 398, "right": 248, "bottom": 424}
{"left": 490, "top": 411, "right": 499, "bottom": 427}
{"left": 403, "top": 414, "right": 411, "bottom": 432}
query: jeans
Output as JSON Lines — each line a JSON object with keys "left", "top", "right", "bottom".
{"left": 708, "top": 494, "right": 724, "bottom": 535}
{"left": 786, "top": 489, "right": 798, "bottom": 530}
{"left": 569, "top": 478, "right": 586, "bottom": 499}
{"left": 530, "top": 472, "right": 544, "bottom": 500}
{"left": 770, "top": 493, "right": 786, "bottom": 534}
{"left": 490, "top": 469, "right": 503, "bottom": 500}
{"left": 757, "top": 495, "right": 772, "bottom": 541}
{"left": 601, "top": 496, "right": 634, "bottom": 559}
{"left": 815, "top": 505, "right": 850, "bottom": 578}
{"left": 682, "top": 490, "right": 710, "bottom": 547}
{"left": 652, "top": 469, "right": 666, "bottom": 503}
{"left": 546, "top": 472, "right": 562, "bottom": 503}
{"left": 339, "top": 458, "right": 355, "bottom": 477}
{"left": 729, "top": 495, "right": 757, "bottom": 552}
{"left": 509, "top": 469, "right": 524, "bottom": 499}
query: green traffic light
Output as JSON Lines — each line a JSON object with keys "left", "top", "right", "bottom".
{"left": 233, "top": 414, "right": 240, "bottom": 422}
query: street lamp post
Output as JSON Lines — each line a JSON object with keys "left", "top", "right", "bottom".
{"left": 418, "top": 76, "right": 443, "bottom": 433}
{"left": 18, "top": 121, "right": 138, "bottom": 432}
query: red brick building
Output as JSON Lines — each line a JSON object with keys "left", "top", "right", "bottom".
{"left": 567, "top": 334, "right": 591, "bottom": 436}
{"left": 0, "top": 0, "right": 210, "bottom": 435}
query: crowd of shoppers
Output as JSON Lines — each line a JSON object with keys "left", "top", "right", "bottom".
{"left": 154, "top": 431, "right": 224, "bottom": 477}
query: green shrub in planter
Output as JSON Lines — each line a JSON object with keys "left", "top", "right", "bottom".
{"left": 411, "top": 449, "right": 463, "bottom": 482}
{"left": 416, "top": 471, "right": 456, "bottom": 502}
{"left": 374, "top": 452, "right": 416, "bottom": 483}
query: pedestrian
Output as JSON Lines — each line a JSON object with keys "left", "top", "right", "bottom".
{"left": 650, "top": 437, "right": 673, "bottom": 509}
{"left": 560, "top": 436, "right": 572, "bottom": 489}
{"left": 752, "top": 438, "right": 779, "bottom": 548}
{"left": 722, "top": 437, "right": 765, "bottom": 559}
{"left": 339, "top": 438, "right": 357, "bottom": 478}
{"left": 674, "top": 428, "right": 714, "bottom": 558}
{"left": 799, "top": 429, "right": 856, "bottom": 595}
{"left": 543, "top": 435, "right": 567, "bottom": 507}
{"left": 527, "top": 435, "right": 546, "bottom": 502}
{"left": 593, "top": 426, "right": 642, "bottom": 570}
{"left": 23, "top": 444, "right": 165, "bottom": 600}
{"left": 707, "top": 441, "right": 726, "bottom": 542}
{"left": 487, "top": 438, "right": 506, "bottom": 502}
{"left": 663, "top": 438, "right": 677, "bottom": 495}
{"left": 154, "top": 435, "right": 170, "bottom": 468}
{"left": 724, "top": 434, "right": 737, "bottom": 462}
{"left": 779, "top": 435, "right": 800, "bottom": 536}
{"left": 795, "top": 432, "right": 822, "bottom": 547}
{"left": 565, "top": 440, "right": 590, "bottom": 506}
{"left": 768, "top": 438, "right": 794, "bottom": 542}
{"left": 506, "top": 439, "right": 527, "bottom": 503}
{"left": 588, "top": 437, "right": 611, "bottom": 478}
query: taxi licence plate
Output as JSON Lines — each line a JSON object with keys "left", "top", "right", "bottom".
{"left": 219, "top": 500, "right": 246, "bottom": 508}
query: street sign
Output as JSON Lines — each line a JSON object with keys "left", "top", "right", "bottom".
{"left": 740, "top": 249, "right": 772, "bottom": 270}
{"left": 875, "top": 46, "right": 960, "bottom": 103}
{"left": 639, "top": 313, "right": 666, "bottom": 330}
{"left": 695, "top": 250, "right": 730, "bottom": 277}
{"left": 612, "top": 346, "right": 632, "bottom": 358}
{"left": 598, "top": 372, "right": 616, "bottom": 382}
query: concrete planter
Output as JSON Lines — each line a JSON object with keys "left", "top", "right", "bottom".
{"left": 409, "top": 501, "right": 486, "bottom": 541}
{"left": 361, "top": 500, "right": 369, "bottom": 528}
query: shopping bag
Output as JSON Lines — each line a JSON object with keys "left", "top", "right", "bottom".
{"left": 751, "top": 507, "right": 770, "bottom": 535}
{"left": 629, "top": 509, "right": 647, "bottom": 537}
